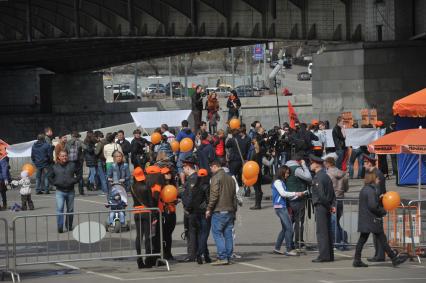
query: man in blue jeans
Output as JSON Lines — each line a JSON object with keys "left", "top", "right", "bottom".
{"left": 49, "top": 150, "right": 81, "bottom": 233}
{"left": 31, "top": 134, "right": 53, "bottom": 194}
{"left": 206, "top": 159, "right": 237, "bottom": 265}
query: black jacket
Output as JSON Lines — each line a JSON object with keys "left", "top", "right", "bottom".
{"left": 357, "top": 184, "right": 386, "bottom": 233}
{"left": 311, "top": 169, "right": 336, "bottom": 208}
{"left": 130, "top": 137, "right": 149, "bottom": 167}
{"left": 117, "top": 139, "right": 131, "bottom": 160}
{"left": 226, "top": 98, "right": 241, "bottom": 114}
{"left": 31, "top": 140, "right": 53, "bottom": 169}
{"left": 332, "top": 125, "right": 346, "bottom": 150}
{"left": 294, "top": 128, "right": 318, "bottom": 152}
{"left": 131, "top": 181, "right": 154, "bottom": 208}
{"left": 182, "top": 173, "right": 204, "bottom": 214}
{"left": 83, "top": 142, "right": 98, "bottom": 167}
{"left": 197, "top": 142, "right": 215, "bottom": 172}
{"left": 49, "top": 162, "right": 81, "bottom": 192}
{"left": 226, "top": 135, "right": 248, "bottom": 162}
{"left": 191, "top": 92, "right": 203, "bottom": 111}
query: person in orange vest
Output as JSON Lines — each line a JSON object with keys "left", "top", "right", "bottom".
{"left": 131, "top": 167, "right": 155, "bottom": 269}
{"left": 145, "top": 165, "right": 165, "bottom": 265}
{"left": 160, "top": 166, "right": 177, "bottom": 260}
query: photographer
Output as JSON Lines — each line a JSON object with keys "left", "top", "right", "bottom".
{"left": 130, "top": 129, "right": 150, "bottom": 169}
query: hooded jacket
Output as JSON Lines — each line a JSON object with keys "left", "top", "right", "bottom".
{"left": 31, "top": 140, "right": 53, "bottom": 169}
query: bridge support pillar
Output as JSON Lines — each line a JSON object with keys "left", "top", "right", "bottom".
{"left": 313, "top": 42, "right": 426, "bottom": 125}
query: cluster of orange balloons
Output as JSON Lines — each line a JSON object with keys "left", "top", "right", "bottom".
{"left": 161, "top": 185, "right": 178, "bottom": 203}
{"left": 242, "top": 161, "right": 260, "bottom": 186}
{"left": 382, "top": 191, "right": 401, "bottom": 211}
{"left": 180, "top": 138, "right": 193, "bottom": 152}
{"left": 22, "top": 163, "right": 35, "bottom": 176}
{"left": 151, "top": 132, "right": 162, "bottom": 145}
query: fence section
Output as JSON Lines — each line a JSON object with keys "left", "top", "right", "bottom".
{"left": 11, "top": 208, "right": 169, "bottom": 281}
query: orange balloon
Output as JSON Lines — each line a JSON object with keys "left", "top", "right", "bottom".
{"left": 243, "top": 161, "right": 260, "bottom": 179}
{"left": 151, "top": 132, "right": 162, "bottom": 145}
{"left": 229, "top": 118, "right": 241, "bottom": 130}
{"left": 171, "top": 140, "right": 180, "bottom": 152}
{"left": 161, "top": 185, "right": 178, "bottom": 203}
{"left": 243, "top": 176, "right": 258, "bottom": 186}
{"left": 382, "top": 191, "right": 401, "bottom": 211}
{"left": 22, "top": 163, "right": 35, "bottom": 176}
{"left": 180, "top": 138, "right": 193, "bottom": 152}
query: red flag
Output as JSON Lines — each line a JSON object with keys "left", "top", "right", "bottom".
{"left": 288, "top": 100, "right": 298, "bottom": 129}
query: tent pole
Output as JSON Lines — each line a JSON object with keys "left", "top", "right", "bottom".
{"left": 419, "top": 154, "right": 422, "bottom": 201}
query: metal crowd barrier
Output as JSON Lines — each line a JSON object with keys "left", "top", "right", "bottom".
{"left": 299, "top": 198, "right": 372, "bottom": 250}
{"left": 10, "top": 208, "right": 169, "bottom": 282}
{"left": 0, "top": 218, "right": 11, "bottom": 281}
{"left": 404, "top": 200, "right": 426, "bottom": 263}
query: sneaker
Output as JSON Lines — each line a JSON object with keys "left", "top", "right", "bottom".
{"left": 273, "top": 249, "right": 285, "bottom": 255}
{"left": 211, "top": 259, "right": 229, "bottom": 266}
{"left": 232, "top": 253, "right": 242, "bottom": 259}
{"left": 285, "top": 250, "right": 298, "bottom": 256}
{"left": 36, "top": 191, "right": 43, "bottom": 195}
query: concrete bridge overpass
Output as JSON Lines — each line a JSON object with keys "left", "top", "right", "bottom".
{"left": 0, "top": 0, "right": 422, "bottom": 72}
{"left": 1, "top": 0, "right": 426, "bottom": 144}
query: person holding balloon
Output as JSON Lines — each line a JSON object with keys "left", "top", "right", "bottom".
{"left": 249, "top": 135, "right": 266, "bottom": 210}
{"left": 175, "top": 120, "right": 195, "bottom": 185}
{"left": 363, "top": 154, "right": 387, "bottom": 262}
{"left": 160, "top": 167, "right": 178, "bottom": 260}
{"left": 353, "top": 171, "right": 408, "bottom": 268}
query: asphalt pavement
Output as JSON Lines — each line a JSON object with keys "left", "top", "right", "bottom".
{"left": 0, "top": 176, "right": 425, "bottom": 283}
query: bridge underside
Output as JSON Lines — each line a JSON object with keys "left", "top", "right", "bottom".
{"left": 0, "top": 37, "right": 260, "bottom": 73}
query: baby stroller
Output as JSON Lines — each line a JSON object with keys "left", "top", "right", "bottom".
{"left": 105, "top": 183, "right": 129, "bottom": 233}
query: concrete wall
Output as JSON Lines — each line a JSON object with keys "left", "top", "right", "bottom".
{"left": 313, "top": 42, "right": 426, "bottom": 125}
{"left": 40, "top": 72, "right": 105, "bottom": 113}
{"left": 0, "top": 68, "right": 49, "bottom": 113}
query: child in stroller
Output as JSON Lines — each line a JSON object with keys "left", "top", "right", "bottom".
{"left": 106, "top": 183, "right": 129, "bottom": 233}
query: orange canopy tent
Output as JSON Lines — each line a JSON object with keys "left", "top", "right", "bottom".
{"left": 369, "top": 127, "right": 426, "bottom": 200}
{"left": 393, "top": 88, "right": 426, "bottom": 117}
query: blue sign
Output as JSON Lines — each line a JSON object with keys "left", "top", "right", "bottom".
{"left": 253, "top": 44, "right": 264, "bottom": 61}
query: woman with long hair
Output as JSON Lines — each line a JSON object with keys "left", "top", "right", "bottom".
{"left": 272, "top": 165, "right": 304, "bottom": 255}
{"left": 206, "top": 91, "right": 220, "bottom": 133}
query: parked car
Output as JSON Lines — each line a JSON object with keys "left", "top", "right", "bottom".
{"left": 144, "top": 83, "right": 165, "bottom": 94}
{"left": 165, "top": 81, "right": 182, "bottom": 90}
{"left": 234, "top": 85, "right": 259, "bottom": 97}
{"left": 297, "top": 71, "right": 311, "bottom": 81}
{"left": 113, "top": 91, "right": 140, "bottom": 101}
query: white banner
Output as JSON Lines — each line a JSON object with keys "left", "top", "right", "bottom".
{"left": 325, "top": 128, "right": 380, "bottom": 147}
{"left": 131, "top": 110, "right": 192, "bottom": 129}
{"left": 6, "top": 140, "right": 36, "bottom": 158}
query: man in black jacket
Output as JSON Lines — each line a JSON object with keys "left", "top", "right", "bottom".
{"left": 49, "top": 150, "right": 81, "bottom": 233}
{"left": 310, "top": 154, "right": 336, "bottom": 262}
{"left": 181, "top": 157, "right": 205, "bottom": 264}
{"left": 130, "top": 129, "right": 150, "bottom": 168}
{"left": 192, "top": 85, "right": 204, "bottom": 131}
{"left": 226, "top": 129, "right": 245, "bottom": 185}
{"left": 116, "top": 130, "right": 131, "bottom": 163}
{"left": 332, "top": 117, "right": 346, "bottom": 170}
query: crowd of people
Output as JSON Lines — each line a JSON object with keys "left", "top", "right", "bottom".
{"left": 0, "top": 92, "right": 408, "bottom": 269}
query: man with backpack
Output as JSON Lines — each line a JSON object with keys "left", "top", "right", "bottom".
{"left": 65, "top": 131, "right": 85, "bottom": 195}
{"left": 285, "top": 153, "right": 312, "bottom": 249}
{"left": 292, "top": 123, "right": 318, "bottom": 162}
